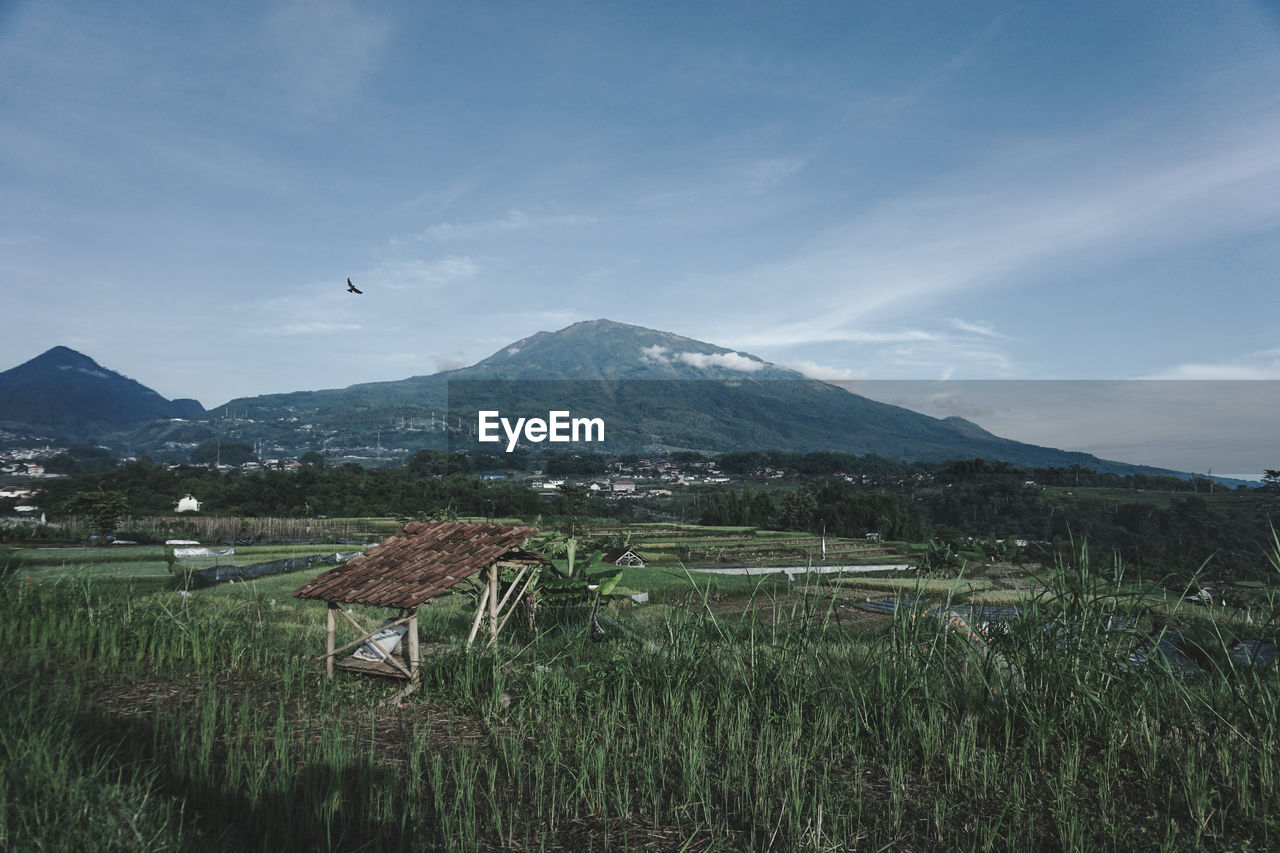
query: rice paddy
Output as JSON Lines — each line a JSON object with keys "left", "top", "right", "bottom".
{"left": 1, "top": 539, "right": 1277, "bottom": 851}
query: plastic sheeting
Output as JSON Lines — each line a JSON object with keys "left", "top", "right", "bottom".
{"left": 196, "top": 552, "right": 363, "bottom": 583}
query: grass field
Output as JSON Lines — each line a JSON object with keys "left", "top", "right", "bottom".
{"left": 2, "top": 532, "right": 1278, "bottom": 850}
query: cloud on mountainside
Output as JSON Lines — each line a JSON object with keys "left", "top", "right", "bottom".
{"left": 641, "top": 345, "right": 765, "bottom": 373}
{"left": 433, "top": 356, "right": 468, "bottom": 373}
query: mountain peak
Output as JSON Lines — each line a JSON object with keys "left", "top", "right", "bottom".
{"left": 465, "top": 318, "right": 804, "bottom": 381}
{"left": 29, "top": 345, "right": 104, "bottom": 371}
{"left": 0, "top": 346, "right": 205, "bottom": 436}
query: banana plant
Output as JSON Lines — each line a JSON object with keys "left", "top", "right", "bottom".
{"left": 536, "top": 533, "right": 624, "bottom": 605}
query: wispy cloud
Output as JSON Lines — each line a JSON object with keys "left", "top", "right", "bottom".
{"left": 948, "top": 318, "right": 1006, "bottom": 339}
{"left": 730, "top": 325, "right": 939, "bottom": 349}
{"left": 376, "top": 256, "right": 478, "bottom": 290}
{"left": 743, "top": 321, "right": 1016, "bottom": 381}
{"left": 265, "top": 321, "right": 362, "bottom": 336}
{"left": 390, "top": 179, "right": 476, "bottom": 217}
{"left": 1146, "top": 348, "right": 1280, "bottom": 380}
{"left": 857, "top": 15, "right": 1005, "bottom": 118}
{"left": 784, "top": 360, "right": 864, "bottom": 380}
{"left": 706, "top": 110, "right": 1280, "bottom": 350}
{"left": 730, "top": 155, "right": 809, "bottom": 195}
{"left": 421, "top": 209, "right": 595, "bottom": 242}
{"left": 885, "top": 339, "right": 1015, "bottom": 379}
{"left": 261, "top": 0, "right": 390, "bottom": 117}
{"left": 635, "top": 152, "right": 812, "bottom": 213}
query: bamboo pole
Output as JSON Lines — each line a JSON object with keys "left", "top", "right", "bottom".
{"left": 491, "top": 567, "right": 528, "bottom": 619}
{"left": 326, "top": 603, "right": 336, "bottom": 678}
{"left": 317, "top": 612, "right": 414, "bottom": 660}
{"left": 465, "top": 590, "right": 487, "bottom": 648}
{"left": 487, "top": 562, "right": 499, "bottom": 645}
{"left": 407, "top": 608, "right": 420, "bottom": 683}
{"left": 489, "top": 566, "right": 541, "bottom": 647}
{"left": 335, "top": 608, "right": 412, "bottom": 679}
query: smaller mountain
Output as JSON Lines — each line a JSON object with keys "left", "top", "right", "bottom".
{"left": 0, "top": 346, "right": 205, "bottom": 437}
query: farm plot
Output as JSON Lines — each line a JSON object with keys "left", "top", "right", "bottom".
{"left": 6, "top": 543, "right": 371, "bottom": 584}
{"left": 3, "top": 545, "right": 1278, "bottom": 851}
{"left": 595, "top": 525, "right": 903, "bottom": 569}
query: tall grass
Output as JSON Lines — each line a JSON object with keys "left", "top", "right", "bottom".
{"left": 0, "top": 543, "right": 1276, "bottom": 850}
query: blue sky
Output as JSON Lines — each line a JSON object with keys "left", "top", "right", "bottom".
{"left": 3, "top": 1, "right": 1280, "bottom": 426}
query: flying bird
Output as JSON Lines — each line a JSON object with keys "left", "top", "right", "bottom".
{"left": 347, "top": 278, "right": 362, "bottom": 294}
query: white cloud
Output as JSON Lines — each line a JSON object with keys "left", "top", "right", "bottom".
{"left": 676, "top": 351, "right": 765, "bottom": 372}
{"left": 640, "top": 345, "right": 765, "bottom": 373}
{"left": 434, "top": 356, "right": 468, "bottom": 373}
{"left": 640, "top": 344, "right": 670, "bottom": 363}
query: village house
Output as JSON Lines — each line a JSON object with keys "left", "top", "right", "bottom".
{"left": 604, "top": 546, "right": 648, "bottom": 567}
{"left": 175, "top": 494, "right": 202, "bottom": 512}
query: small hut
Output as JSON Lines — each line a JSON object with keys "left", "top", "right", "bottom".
{"left": 293, "top": 521, "right": 548, "bottom": 702}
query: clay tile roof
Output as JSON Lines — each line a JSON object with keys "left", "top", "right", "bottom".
{"left": 293, "top": 521, "right": 547, "bottom": 609}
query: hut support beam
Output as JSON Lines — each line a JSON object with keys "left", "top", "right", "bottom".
{"left": 385, "top": 607, "right": 421, "bottom": 706}
{"left": 318, "top": 612, "right": 415, "bottom": 662}
{"left": 488, "top": 562, "right": 499, "bottom": 645}
{"left": 465, "top": 564, "right": 540, "bottom": 649}
{"left": 407, "top": 608, "right": 420, "bottom": 683}
{"left": 335, "top": 608, "right": 414, "bottom": 680}
{"left": 466, "top": 588, "right": 487, "bottom": 648}
{"left": 326, "top": 603, "right": 336, "bottom": 679}
{"left": 489, "top": 567, "right": 539, "bottom": 647}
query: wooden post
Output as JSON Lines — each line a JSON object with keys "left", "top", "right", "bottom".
{"left": 487, "top": 562, "right": 499, "bottom": 645}
{"left": 326, "top": 602, "right": 336, "bottom": 678}
{"left": 491, "top": 566, "right": 541, "bottom": 647}
{"left": 492, "top": 566, "right": 528, "bottom": 618}
{"left": 465, "top": 591, "right": 487, "bottom": 648}
{"left": 407, "top": 608, "right": 420, "bottom": 684}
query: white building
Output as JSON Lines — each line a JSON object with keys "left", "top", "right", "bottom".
{"left": 175, "top": 494, "right": 202, "bottom": 512}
